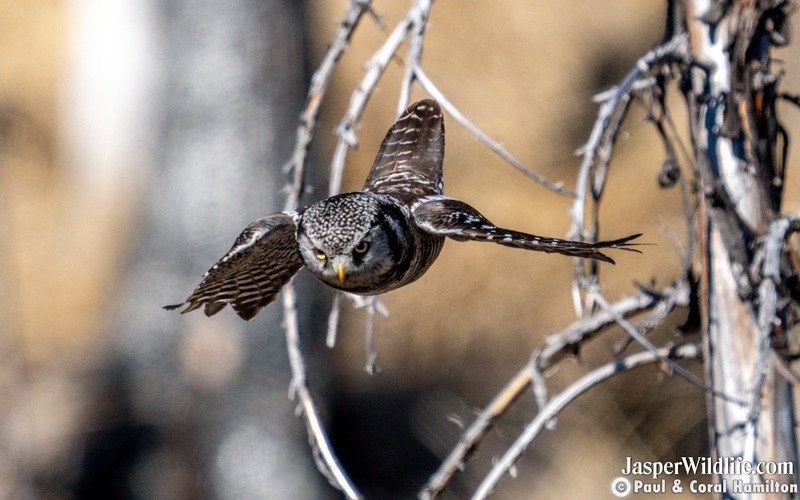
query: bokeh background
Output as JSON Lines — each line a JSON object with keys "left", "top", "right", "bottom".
{"left": 2, "top": 1, "right": 799, "bottom": 498}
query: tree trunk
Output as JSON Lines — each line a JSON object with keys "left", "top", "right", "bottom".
{"left": 685, "top": 0, "right": 798, "bottom": 495}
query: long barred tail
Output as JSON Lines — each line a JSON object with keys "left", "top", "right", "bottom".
{"left": 495, "top": 232, "right": 643, "bottom": 264}
{"left": 412, "top": 196, "right": 644, "bottom": 264}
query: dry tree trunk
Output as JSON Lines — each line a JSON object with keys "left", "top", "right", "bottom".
{"left": 684, "top": 0, "right": 798, "bottom": 493}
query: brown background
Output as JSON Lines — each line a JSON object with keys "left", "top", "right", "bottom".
{"left": 2, "top": 1, "right": 799, "bottom": 497}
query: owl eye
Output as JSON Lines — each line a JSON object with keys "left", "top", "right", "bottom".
{"left": 313, "top": 248, "right": 327, "bottom": 260}
{"left": 353, "top": 241, "right": 370, "bottom": 254}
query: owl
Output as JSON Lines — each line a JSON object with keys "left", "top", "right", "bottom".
{"left": 165, "top": 99, "right": 641, "bottom": 320}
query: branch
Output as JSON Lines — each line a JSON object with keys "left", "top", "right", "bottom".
{"left": 745, "top": 214, "right": 800, "bottom": 463}
{"left": 420, "top": 282, "right": 690, "bottom": 498}
{"left": 327, "top": 4, "right": 423, "bottom": 195}
{"left": 278, "top": 1, "right": 375, "bottom": 497}
{"left": 472, "top": 342, "right": 702, "bottom": 499}
{"left": 397, "top": 0, "right": 431, "bottom": 113}
{"left": 569, "top": 33, "right": 688, "bottom": 314}
{"left": 592, "top": 291, "right": 743, "bottom": 406}
{"left": 283, "top": 0, "right": 375, "bottom": 209}
{"left": 419, "top": 364, "right": 532, "bottom": 500}
{"left": 282, "top": 285, "right": 362, "bottom": 498}
{"left": 413, "top": 66, "right": 576, "bottom": 198}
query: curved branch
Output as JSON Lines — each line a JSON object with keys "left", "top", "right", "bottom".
{"left": 569, "top": 33, "right": 688, "bottom": 314}
{"left": 413, "top": 66, "right": 575, "bottom": 198}
{"left": 279, "top": 1, "right": 374, "bottom": 497}
{"left": 282, "top": 285, "right": 362, "bottom": 498}
{"left": 472, "top": 343, "right": 702, "bottom": 499}
{"left": 420, "top": 282, "right": 690, "bottom": 498}
{"left": 283, "top": 0, "right": 375, "bottom": 209}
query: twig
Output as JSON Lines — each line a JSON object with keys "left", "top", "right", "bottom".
{"left": 745, "top": 215, "right": 800, "bottom": 463}
{"left": 326, "top": 292, "right": 342, "bottom": 348}
{"left": 533, "top": 282, "right": 689, "bottom": 407}
{"left": 592, "top": 292, "right": 745, "bottom": 406}
{"left": 413, "top": 66, "right": 575, "bottom": 198}
{"left": 364, "top": 295, "right": 380, "bottom": 374}
{"left": 472, "top": 342, "right": 702, "bottom": 499}
{"left": 569, "top": 33, "right": 688, "bottom": 315}
{"left": 778, "top": 91, "right": 800, "bottom": 109}
{"left": 420, "top": 282, "right": 690, "bottom": 498}
{"left": 398, "top": 0, "right": 431, "bottom": 113}
{"left": 328, "top": 6, "right": 419, "bottom": 195}
{"left": 283, "top": 0, "right": 374, "bottom": 209}
{"left": 279, "top": 1, "right": 374, "bottom": 497}
{"left": 419, "top": 366, "right": 532, "bottom": 499}
{"left": 282, "top": 285, "right": 362, "bottom": 499}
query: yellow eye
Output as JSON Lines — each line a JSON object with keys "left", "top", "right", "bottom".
{"left": 353, "top": 241, "right": 369, "bottom": 254}
{"left": 313, "top": 248, "right": 327, "bottom": 260}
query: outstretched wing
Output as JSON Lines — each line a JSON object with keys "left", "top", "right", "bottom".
{"left": 363, "top": 98, "right": 445, "bottom": 198}
{"left": 412, "top": 197, "right": 642, "bottom": 264}
{"left": 164, "top": 212, "right": 303, "bottom": 320}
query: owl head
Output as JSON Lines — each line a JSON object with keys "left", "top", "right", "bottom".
{"left": 296, "top": 192, "right": 409, "bottom": 294}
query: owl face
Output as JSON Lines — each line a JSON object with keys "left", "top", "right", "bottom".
{"left": 297, "top": 193, "right": 407, "bottom": 294}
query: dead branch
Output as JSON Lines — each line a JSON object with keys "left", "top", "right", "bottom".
{"left": 420, "top": 281, "right": 690, "bottom": 498}
{"left": 413, "top": 66, "right": 574, "bottom": 198}
{"left": 283, "top": 0, "right": 375, "bottom": 209}
{"left": 279, "top": 1, "right": 374, "bottom": 497}
{"left": 569, "top": 33, "right": 689, "bottom": 316}
{"left": 472, "top": 342, "right": 702, "bottom": 499}
{"left": 327, "top": 3, "right": 424, "bottom": 195}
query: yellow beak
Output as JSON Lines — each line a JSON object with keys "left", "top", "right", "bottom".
{"left": 337, "top": 263, "right": 346, "bottom": 284}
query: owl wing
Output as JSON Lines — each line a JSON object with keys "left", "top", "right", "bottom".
{"left": 164, "top": 211, "right": 304, "bottom": 320}
{"left": 362, "top": 99, "right": 445, "bottom": 198}
{"left": 412, "top": 197, "right": 642, "bottom": 264}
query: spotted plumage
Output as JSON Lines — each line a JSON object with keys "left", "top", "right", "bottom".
{"left": 166, "top": 99, "right": 642, "bottom": 320}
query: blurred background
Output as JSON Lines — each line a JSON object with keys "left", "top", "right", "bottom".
{"left": 2, "top": 0, "right": 799, "bottom": 498}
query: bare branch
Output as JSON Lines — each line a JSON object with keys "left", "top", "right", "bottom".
{"left": 413, "top": 66, "right": 575, "bottom": 198}
{"left": 569, "top": 33, "right": 688, "bottom": 314}
{"left": 592, "top": 292, "right": 744, "bottom": 406}
{"left": 283, "top": 0, "right": 374, "bottom": 209}
{"left": 419, "top": 366, "right": 533, "bottom": 499}
{"left": 421, "top": 282, "right": 690, "bottom": 498}
{"left": 278, "top": 1, "right": 375, "bottom": 496}
{"left": 472, "top": 343, "right": 702, "bottom": 499}
{"left": 282, "top": 285, "right": 362, "bottom": 499}
{"left": 328, "top": 6, "right": 420, "bottom": 195}
{"left": 398, "top": 0, "right": 431, "bottom": 113}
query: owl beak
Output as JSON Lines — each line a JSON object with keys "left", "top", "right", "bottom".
{"left": 337, "top": 263, "right": 346, "bottom": 284}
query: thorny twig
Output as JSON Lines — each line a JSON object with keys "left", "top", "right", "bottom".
{"left": 472, "top": 343, "right": 702, "bottom": 499}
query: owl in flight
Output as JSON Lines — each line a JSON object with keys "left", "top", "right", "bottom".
{"left": 166, "top": 99, "right": 641, "bottom": 320}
